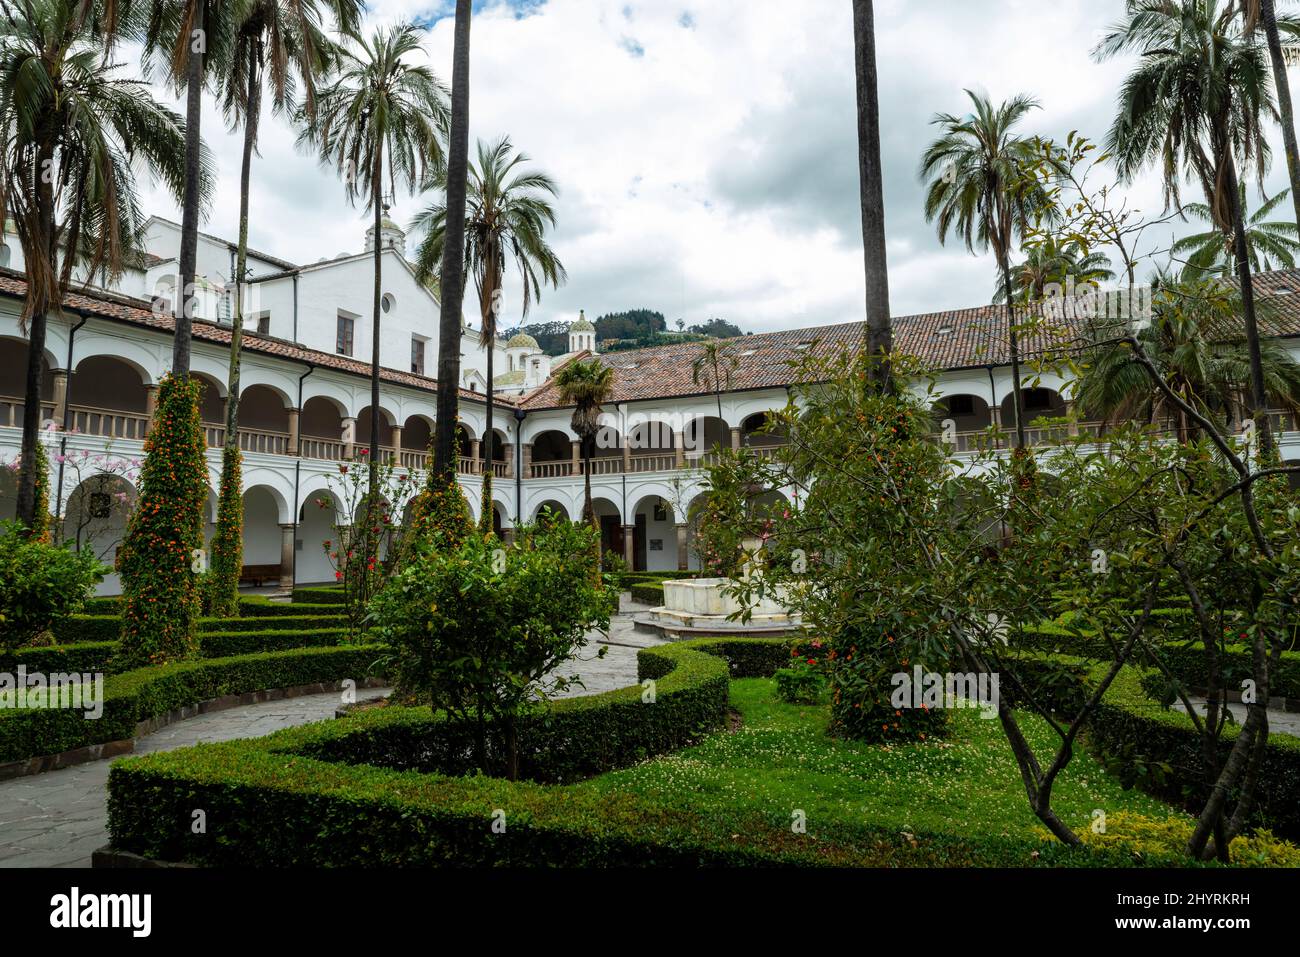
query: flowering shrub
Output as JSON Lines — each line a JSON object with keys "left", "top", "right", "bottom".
{"left": 371, "top": 518, "right": 617, "bottom": 779}
{"left": 206, "top": 446, "right": 243, "bottom": 618}
{"left": 317, "top": 453, "right": 420, "bottom": 636}
{"left": 116, "top": 375, "right": 209, "bottom": 666}
{"left": 773, "top": 643, "right": 827, "bottom": 704}
{"left": 0, "top": 520, "right": 105, "bottom": 650}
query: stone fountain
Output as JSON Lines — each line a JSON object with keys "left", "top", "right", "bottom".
{"left": 633, "top": 538, "right": 804, "bottom": 641}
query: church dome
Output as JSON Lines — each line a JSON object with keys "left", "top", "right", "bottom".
{"left": 570, "top": 309, "right": 595, "bottom": 332}
{"left": 506, "top": 332, "right": 539, "bottom": 349}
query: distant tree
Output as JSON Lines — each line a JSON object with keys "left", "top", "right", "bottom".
{"left": 689, "top": 318, "right": 743, "bottom": 338}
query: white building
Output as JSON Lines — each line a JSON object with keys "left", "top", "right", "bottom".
{"left": 3, "top": 219, "right": 1300, "bottom": 592}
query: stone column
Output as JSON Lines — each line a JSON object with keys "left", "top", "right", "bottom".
{"left": 730, "top": 427, "right": 741, "bottom": 451}
{"left": 623, "top": 524, "right": 635, "bottom": 567}
{"left": 50, "top": 370, "right": 69, "bottom": 427}
{"left": 391, "top": 424, "right": 404, "bottom": 462}
{"left": 676, "top": 523, "right": 690, "bottom": 571}
{"left": 522, "top": 442, "right": 533, "bottom": 478}
{"left": 622, "top": 438, "right": 632, "bottom": 474}
{"left": 470, "top": 438, "right": 480, "bottom": 474}
{"left": 1065, "top": 399, "right": 1079, "bottom": 437}
{"left": 279, "top": 524, "right": 295, "bottom": 589}
{"left": 571, "top": 438, "right": 581, "bottom": 476}
{"left": 673, "top": 430, "right": 685, "bottom": 469}
{"left": 287, "top": 408, "right": 301, "bottom": 455}
{"left": 502, "top": 444, "right": 513, "bottom": 479}
{"left": 341, "top": 417, "right": 356, "bottom": 459}
{"left": 144, "top": 384, "right": 160, "bottom": 435}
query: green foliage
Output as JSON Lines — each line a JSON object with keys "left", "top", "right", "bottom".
{"left": 102, "top": 640, "right": 1242, "bottom": 868}
{"left": 314, "top": 454, "right": 420, "bottom": 636}
{"left": 1071, "top": 811, "right": 1300, "bottom": 867}
{"left": 117, "top": 375, "right": 209, "bottom": 667}
{"left": 290, "top": 586, "right": 347, "bottom": 605}
{"left": 773, "top": 657, "right": 826, "bottom": 705}
{"left": 629, "top": 582, "right": 665, "bottom": 605}
{"left": 206, "top": 445, "right": 243, "bottom": 618}
{"left": 0, "top": 644, "right": 385, "bottom": 763}
{"left": 0, "top": 521, "right": 105, "bottom": 651}
{"left": 688, "top": 318, "right": 743, "bottom": 338}
{"left": 402, "top": 468, "right": 474, "bottom": 555}
{"left": 691, "top": 447, "right": 781, "bottom": 578}
{"left": 372, "top": 519, "right": 617, "bottom": 777}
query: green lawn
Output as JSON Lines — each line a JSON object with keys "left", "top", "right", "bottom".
{"left": 587, "top": 678, "right": 1179, "bottom": 845}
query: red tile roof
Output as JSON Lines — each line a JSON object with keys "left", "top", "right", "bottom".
{"left": 520, "top": 271, "right": 1300, "bottom": 409}
{"left": 0, "top": 269, "right": 502, "bottom": 405}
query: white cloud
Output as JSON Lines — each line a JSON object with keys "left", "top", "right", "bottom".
{"left": 134, "top": 0, "right": 1300, "bottom": 336}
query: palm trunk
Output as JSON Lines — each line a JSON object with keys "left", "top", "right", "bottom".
{"left": 1262, "top": 0, "right": 1300, "bottom": 229}
{"left": 1000, "top": 255, "right": 1027, "bottom": 449}
{"left": 582, "top": 434, "right": 594, "bottom": 526}
{"left": 209, "top": 49, "right": 260, "bottom": 616}
{"left": 226, "top": 48, "right": 260, "bottom": 449}
{"left": 852, "top": 0, "right": 893, "bottom": 392}
{"left": 15, "top": 140, "right": 57, "bottom": 531}
{"left": 368, "top": 149, "right": 383, "bottom": 567}
{"left": 481, "top": 346, "right": 494, "bottom": 532}
{"left": 432, "top": 0, "right": 473, "bottom": 484}
{"left": 174, "top": 1, "right": 206, "bottom": 377}
{"left": 1225, "top": 154, "right": 1274, "bottom": 456}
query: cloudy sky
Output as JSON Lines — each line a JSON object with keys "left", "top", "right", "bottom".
{"left": 138, "top": 0, "right": 1299, "bottom": 334}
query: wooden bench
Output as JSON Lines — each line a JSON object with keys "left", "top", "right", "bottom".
{"left": 239, "top": 564, "right": 282, "bottom": 587}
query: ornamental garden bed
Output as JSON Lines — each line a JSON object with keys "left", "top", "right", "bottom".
{"left": 101, "top": 638, "right": 1300, "bottom": 868}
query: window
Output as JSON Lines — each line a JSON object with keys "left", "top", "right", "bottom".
{"left": 336, "top": 315, "right": 354, "bottom": 356}
{"left": 255, "top": 313, "right": 270, "bottom": 336}
{"left": 89, "top": 492, "right": 112, "bottom": 519}
{"left": 947, "top": 395, "right": 974, "bottom": 416}
{"left": 1025, "top": 387, "right": 1053, "bottom": 410}
{"left": 382, "top": 293, "right": 396, "bottom": 313}
{"left": 411, "top": 336, "right": 426, "bottom": 375}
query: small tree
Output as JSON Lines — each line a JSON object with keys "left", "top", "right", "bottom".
{"left": 0, "top": 521, "right": 104, "bottom": 651}
{"left": 116, "top": 375, "right": 210, "bottom": 667}
{"left": 372, "top": 519, "right": 616, "bottom": 779}
{"left": 314, "top": 453, "right": 419, "bottom": 636}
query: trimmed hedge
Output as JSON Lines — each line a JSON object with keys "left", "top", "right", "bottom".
{"left": 0, "top": 644, "right": 386, "bottom": 764}
{"left": 199, "top": 628, "right": 350, "bottom": 659}
{"left": 1005, "top": 651, "right": 1300, "bottom": 840}
{"left": 197, "top": 614, "right": 344, "bottom": 634}
{"left": 629, "top": 582, "right": 665, "bottom": 605}
{"left": 103, "top": 637, "right": 1208, "bottom": 868}
{"left": 1013, "top": 624, "right": 1300, "bottom": 702}
{"left": 82, "top": 597, "right": 122, "bottom": 616}
{"left": 0, "top": 641, "right": 117, "bottom": 677}
{"left": 291, "top": 586, "right": 346, "bottom": 605}
{"left": 237, "top": 597, "right": 343, "bottom": 618}
{"left": 59, "top": 615, "right": 122, "bottom": 644}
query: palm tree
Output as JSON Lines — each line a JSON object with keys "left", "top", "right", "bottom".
{"left": 412, "top": 136, "right": 566, "bottom": 532}
{"left": 301, "top": 21, "right": 448, "bottom": 555}
{"left": 1096, "top": 0, "right": 1278, "bottom": 454}
{"left": 1078, "top": 279, "right": 1300, "bottom": 442}
{"left": 691, "top": 340, "right": 738, "bottom": 423}
{"left": 993, "top": 237, "right": 1116, "bottom": 304}
{"left": 205, "top": 0, "right": 359, "bottom": 614}
{"left": 852, "top": 0, "right": 892, "bottom": 391}
{"left": 1240, "top": 0, "right": 1300, "bottom": 228}
{"left": 141, "top": 0, "right": 234, "bottom": 376}
{"left": 919, "top": 90, "right": 1046, "bottom": 448}
{"left": 1174, "top": 185, "right": 1300, "bottom": 279}
{"left": 432, "top": 0, "right": 472, "bottom": 486}
{"left": 555, "top": 358, "right": 615, "bottom": 526}
{"left": 0, "top": 0, "right": 189, "bottom": 531}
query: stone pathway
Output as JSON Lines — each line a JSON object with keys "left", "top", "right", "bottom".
{"left": 1175, "top": 697, "right": 1300, "bottom": 737}
{"left": 0, "top": 595, "right": 663, "bottom": 869}
{"left": 0, "top": 687, "right": 390, "bottom": 869}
